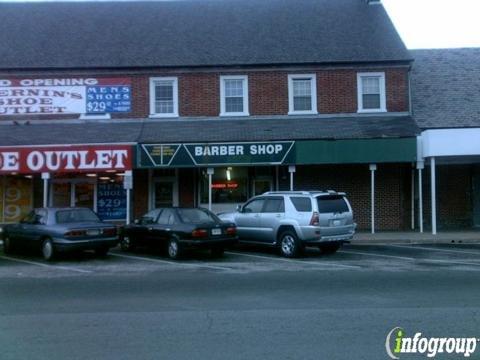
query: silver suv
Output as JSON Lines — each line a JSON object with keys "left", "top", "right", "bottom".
{"left": 218, "top": 191, "right": 356, "bottom": 257}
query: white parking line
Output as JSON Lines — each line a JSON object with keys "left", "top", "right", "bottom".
{"left": 226, "top": 251, "right": 361, "bottom": 269}
{"left": 341, "top": 249, "right": 480, "bottom": 267}
{"left": 388, "top": 244, "right": 480, "bottom": 256}
{"left": 0, "top": 255, "right": 92, "bottom": 273}
{"left": 110, "top": 252, "right": 231, "bottom": 271}
{"left": 340, "top": 250, "right": 415, "bottom": 261}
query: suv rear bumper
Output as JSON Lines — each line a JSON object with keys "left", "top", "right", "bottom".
{"left": 297, "top": 224, "right": 356, "bottom": 243}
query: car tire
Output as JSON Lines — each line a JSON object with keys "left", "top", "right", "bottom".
{"left": 3, "top": 234, "right": 14, "bottom": 254}
{"left": 120, "top": 235, "right": 136, "bottom": 252}
{"left": 210, "top": 248, "right": 225, "bottom": 258}
{"left": 167, "top": 238, "right": 182, "bottom": 260}
{"left": 95, "top": 247, "right": 109, "bottom": 257}
{"left": 319, "top": 242, "right": 342, "bottom": 254}
{"left": 278, "top": 230, "right": 303, "bottom": 258}
{"left": 42, "top": 238, "right": 55, "bottom": 262}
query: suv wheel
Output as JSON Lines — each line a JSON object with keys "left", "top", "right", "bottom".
{"left": 120, "top": 235, "right": 136, "bottom": 252}
{"left": 319, "top": 242, "right": 342, "bottom": 254}
{"left": 279, "top": 231, "right": 303, "bottom": 258}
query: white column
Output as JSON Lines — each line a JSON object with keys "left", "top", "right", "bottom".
{"left": 411, "top": 167, "right": 415, "bottom": 230}
{"left": 288, "top": 165, "right": 296, "bottom": 191}
{"left": 417, "top": 161, "right": 424, "bottom": 233}
{"left": 430, "top": 157, "right": 437, "bottom": 235}
{"left": 124, "top": 170, "right": 133, "bottom": 225}
{"left": 369, "top": 164, "right": 377, "bottom": 234}
{"left": 207, "top": 168, "right": 214, "bottom": 211}
{"left": 41, "top": 172, "right": 50, "bottom": 208}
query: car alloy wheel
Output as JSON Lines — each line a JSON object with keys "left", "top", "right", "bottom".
{"left": 167, "top": 238, "right": 181, "bottom": 260}
{"left": 120, "top": 235, "right": 135, "bottom": 251}
{"left": 42, "top": 238, "right": 55, "bottom": 261}
{"left": 279, "top": 231, "right": 302, "bottom": 258}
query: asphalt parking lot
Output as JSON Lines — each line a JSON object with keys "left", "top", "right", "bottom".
{"left": 3, "top": 242, "right": 480, "bottom": 277}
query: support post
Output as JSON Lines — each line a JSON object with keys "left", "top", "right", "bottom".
{"left": 417, "top": 161, "right": 424, "bottom": 233}
{"left": 369, "top": 164, "right": 377, "bottom": 234}
{"left": 411, "top": 167, "right": 415, "bottom": 230}
{"left": 430, "top": 157, "right": 437, "bottom": 235}
{"left": 123, "top": 171, "right": 133, "bottom": 225}
{"left": 288, "top": 165, "right": 296, "bottom": 191}
{"left": 41, "top": 172, "right": 50, "bottom": 208}
{"left": 1, "top": 176, "right": 6, "bottom": 223}
{"left": 207, "top": 168, "right": 214, "bottom": 211}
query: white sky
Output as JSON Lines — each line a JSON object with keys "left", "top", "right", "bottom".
{"left": 2, "top": 0, "right": 480, "bottom": 49}
{"left": 382, "top": 0, "right": 480, "bottom": 49}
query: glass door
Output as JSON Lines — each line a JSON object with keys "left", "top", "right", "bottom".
{"left": 74, "top": 183, "right": 95, "bottom": 209}
{"left": 154, "top": 180, "right": 175, "bottom": 208}
{"left": 253, "top": 178, "right": 273, "bottom": 196}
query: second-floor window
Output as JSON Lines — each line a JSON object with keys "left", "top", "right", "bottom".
{"left": 220, "top": 75, "right": 249, "bottom": 116}
{"left": 357, "top": 72, "right": 386, "bottom": 112}
{"left": 149, "top": 77, "right": 179, "bottom": 117}
{"left": 288, "top": 74, "right": 318, "bottom": 115}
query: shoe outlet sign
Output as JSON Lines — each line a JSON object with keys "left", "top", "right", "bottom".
{"left": 139, "top": 142, "right": 296, "bottom": 167}
{"left": 0, "top": 145, "right": 133, "bottom": 174}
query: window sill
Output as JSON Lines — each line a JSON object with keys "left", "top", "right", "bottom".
{"left": 79, "top": 114, "right": 111, "bottom": 120}
{"left": 288, "top": 111, "right": 318, "bottom": 116}
{"left": 357, "top": 109, "right": 387, "bottom": 114}
{"left": 149, "top": 114, "right": 179, "bottom": 119}
{"left": 219, "top": 112, "right": 250, "bottom": 117}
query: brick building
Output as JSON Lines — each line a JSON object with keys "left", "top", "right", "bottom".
{"left": 411, "top": 48, "right": 480, "bottom": 233}
{"left": 0, "top": 0, "right": 419, "bottom": 231}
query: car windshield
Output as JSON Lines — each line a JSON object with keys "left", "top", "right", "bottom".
{"left": 55, "top": 209, "right": 101, "bottom": 224}
{"left": 177, "top": 208, "right": 219, "bottom": 224}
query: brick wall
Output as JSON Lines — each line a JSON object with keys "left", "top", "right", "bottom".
{"left": 133, "top": 170, "right": 149, "bottom": 219}
{"left": 279, "top": 163, "right": 412, "bottom": 231}
{"left": 0, "top": 67, "right": 409, "bottom": 121}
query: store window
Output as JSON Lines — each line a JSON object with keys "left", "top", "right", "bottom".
{"left": 357, "top": 72, "right": 386, "bottom": 112}
{"left": 288, "top": 74, "right": 317, "bottom": 114}
{"left": 0, "top": 176, "right": 33, "bottom": 223}
{"left": 149, "top": 77, "right": 179, "bottom": 117}
{"left": 201, "top": 167, "right": 248, "bottom": 204}
{"left": 220, "top": 76, "right": 249, "bottom": 116}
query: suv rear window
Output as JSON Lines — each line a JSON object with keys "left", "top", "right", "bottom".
{"left": 290, "top": 197, "right": 312, "bottom": 212}
{"left": 317, "top": 195, "right": 349, "bottom": 214}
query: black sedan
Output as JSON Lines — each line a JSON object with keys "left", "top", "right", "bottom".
{"left": 120, "top": 207, "right": 238, "bottom": 259}
{"left": 1, "top": 207, "right": 119, "bottom": 261}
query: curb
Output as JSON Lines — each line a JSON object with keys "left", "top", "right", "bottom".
{"left": 350, "top": 239, "right": 480, "bottom": 245}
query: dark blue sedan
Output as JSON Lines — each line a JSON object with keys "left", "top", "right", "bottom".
{"left": 1, "top": 208, "right": 119, "bottom": 261}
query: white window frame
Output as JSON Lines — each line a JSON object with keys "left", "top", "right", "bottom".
{"left": 288, "top": 74, "right": 318, "bottom": 115}
{"left": 149, "top": 77, "right": 179, "bottom": 118}
{"left": 357, "top": 72, "right": 387, "bottom": 113}
{"left": 220, "top": 75, "right": 249, "bottom": 116}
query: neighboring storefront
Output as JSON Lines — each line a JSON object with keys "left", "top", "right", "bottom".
{"left": 0, "top": 144, "right": 134, "bottom": 223}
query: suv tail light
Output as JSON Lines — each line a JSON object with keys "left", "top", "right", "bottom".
{"left": 192, "top": 229, "right": 208, "bottom": 238}
{"left": 310, "top": 212, "right": 320, "bottom": 226}
{"left": 64, "top": 229, "right": 87, "bottom": 238}
{"left": 225, "top": 227, "right": 237, "bottom": 236}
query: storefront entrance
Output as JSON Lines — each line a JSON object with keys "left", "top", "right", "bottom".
{"left": 153, "top": 179, "right": 177, "bottom": 208}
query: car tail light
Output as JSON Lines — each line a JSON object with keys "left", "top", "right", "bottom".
{"left": 310, "top": 212, "right": 320, "bottom": 226}
{"left": 64, "top": 229, "right": 87, "bottom": 238}
{"left": 225, "top": 227, "right": 237, "bottom": 236}
{"left": 192, "top": 229, "right": 208, "bottom": 238}
{"left": 102, "top": 228, "right": 117, "bottom": 236}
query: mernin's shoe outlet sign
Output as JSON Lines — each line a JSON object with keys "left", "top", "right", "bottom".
{"left": 139, "top": 142, "right": 296, "bottom": 167}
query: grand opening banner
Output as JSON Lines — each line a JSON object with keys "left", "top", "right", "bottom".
{"left": 0, "top": 78, "right": 131, "bottom": 115}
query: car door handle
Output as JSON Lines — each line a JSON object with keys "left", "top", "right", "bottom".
{"left": 275, "top": 214, "right": 282, "bottom": 218}
{"left": 254, "top": 214, "right": 260, "bottom": 218}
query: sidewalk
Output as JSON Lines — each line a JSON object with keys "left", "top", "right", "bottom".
{"left": 351, "top": 231, "right": 480, "bottom": 245}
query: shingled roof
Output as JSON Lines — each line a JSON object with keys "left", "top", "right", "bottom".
{"left": 0, "top": 0, "right": 411, "bottom": 70}
{"left": 0, "top": 115, "right": 419, "bottom": 146}
{"left": 411, "top": 48, "right": 480, "bottom": 129}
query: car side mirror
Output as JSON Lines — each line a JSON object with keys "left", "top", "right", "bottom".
{"left": 134, "top": 219, "right": 140, "bottom": 225}
{"left": 236, "top": 205, "right": 242, "bottom": 213}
